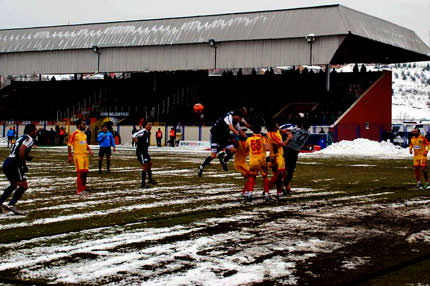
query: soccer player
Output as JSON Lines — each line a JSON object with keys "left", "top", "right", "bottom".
{"left": 97, "top": 124, "right": 116, "bottom": 173}
{"left": 266, "top": 120, "right": 292, "bottom": 199}
{"left": 409, "top": 128, "right": 429, "bottom": 189}
{"left": 68, "top": 119, "right": 94, "bottom": 195}
{"left": 198, "top": 110, "right": 245, "bottom": 177}
{"left": 244, "top": 125, "right": 270, "bottom": 202}
{"left": 233, "top": 134, "right": 250, "bottom": 196}
{"left": 280, "top": 122, "right": 310, "bottom": 194}
{"left": 133, "top": 120, "right": 157, "bottom": 188}
{"left": 0, "top": 124, "right": 37, "bottom": 215}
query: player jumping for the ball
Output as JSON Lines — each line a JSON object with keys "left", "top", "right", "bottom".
{"left": 198, "top": 110, "right": 245, "bottom": 177}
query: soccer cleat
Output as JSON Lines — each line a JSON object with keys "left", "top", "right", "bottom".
{"left": 244, "top": 191, "right": 253, "bottom": 202}
{"left": 4, "top": 205, "right": 25, "bottom": 215}
{"left": 198, "top": 166, "right": 204, "bottom": 177}
{"left": 218, "top": 153, "right": 228, "bottom": 171}
{"left": 264, "top": 193, "right": 272, "bottom": 202}
{"left": 416, "top": 182, "right": 423, "bottom": 189}
{"left": 140, "top": 184, "right": 150, "bottom": 189}
{"left": 77, "top": 190, "right": 90, "bottom": 197}
{"left": 283, "top": 185, "right": 291, "bottom": 196}
{"left": 106, "top": 170, "right": 111, "bottom": 173}
{"left": 220, "top": 160, "right": 228, "bottom": 171}
{"left": 148, "top": 180, "right": 158, "bottom": 185}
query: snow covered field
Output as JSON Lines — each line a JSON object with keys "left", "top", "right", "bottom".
{"left": 0, "top": 144, "right": 429, "bottom": 285}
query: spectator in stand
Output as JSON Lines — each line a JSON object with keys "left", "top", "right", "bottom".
{"left": 37, "top": 128, "right": 44, "bottom": 145}
{"left": 168, "top": 128, "right": 176, "bottom": 147}
{"left": 155, "top": 128, "right": 163, "bottom": 147}
{"left": 48, "top": 128, "right": 56, "bottom": 145}
{"left": 7, "top": 127, "right": 15, "bottom": 148}
{"left": 112, "top": 129, "right": 121, "bottom": 145}
{"left": 353, "top": 63, "right": 359, "bottom": 73}
{"left": 319, "top": 128, "right": 325, "bottom": 134}
{"left": 59, "top": 127, "right": 67, "bottom": 145}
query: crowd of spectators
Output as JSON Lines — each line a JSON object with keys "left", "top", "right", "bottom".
{"left": 36, "top": 126, "right": 68, "bottom": 145}
{"left": 0, "top": 67, "right": 381, "bottom": 129}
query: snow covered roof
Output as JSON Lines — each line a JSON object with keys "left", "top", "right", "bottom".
{"left": 0, "top": 4, "right": 428, "bottom": 59}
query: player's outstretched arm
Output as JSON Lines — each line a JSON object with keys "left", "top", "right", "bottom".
{"left": 228, "top": 124, "right": 240, "bottom": 136}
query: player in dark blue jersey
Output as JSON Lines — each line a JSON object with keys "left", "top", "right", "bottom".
{"left": 1, "top": 124, "right": 37, "bottom": 215}
{"left": 133, "top": 120, "right": 157, "bottom": 188}
{"left": 198, "top": 109, "right": 246, "bottom": 177}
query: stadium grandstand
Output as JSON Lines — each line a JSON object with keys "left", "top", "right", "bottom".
{"left": 0, "top": 4, "right": 429, "bottom": 142}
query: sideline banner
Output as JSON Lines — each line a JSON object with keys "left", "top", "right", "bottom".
{"left": 178, "top": 141, "right": 210, "bottom": 148}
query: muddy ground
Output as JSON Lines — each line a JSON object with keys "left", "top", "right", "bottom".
{"left": 0, "top": 147, "right": 429, "bottom": 285}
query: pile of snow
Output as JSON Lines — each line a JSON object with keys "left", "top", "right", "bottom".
{"left": 0, "top": 137, "right": 7, "bottom": 147}
{"left": 310, "top": 138, "right": 409, "bottom": 158}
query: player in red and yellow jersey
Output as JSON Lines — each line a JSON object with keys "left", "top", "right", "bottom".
{"left": 68, "top": 119, "right": 94, "bottom": 194}
{"left": 245, "top": 125, "right": 270, "bottom": 202}
{"left": 266, "top": 120, "right": 291, "bottom": 198}
{"left": 233, "top": 135, "right": 249, "bottom": 195}
{"left": 409, "top": 128, "right": 429, "bottom": 189}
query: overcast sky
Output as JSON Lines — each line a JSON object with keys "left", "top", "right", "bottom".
{"left": 1, "top": 0, "right": 429, "bottom": 45}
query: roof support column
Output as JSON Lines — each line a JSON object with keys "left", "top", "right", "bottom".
{"left": 326, "top": 64, "right": 331, "bottom": 93}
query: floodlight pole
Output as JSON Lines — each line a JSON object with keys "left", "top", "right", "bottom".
{"left": 208, "top": 39, "right": 217, "bottom": 70}
{"left": 306, "top": 34, "right": 316, "bottom": 66}
{"left": 92, "top": 45, "right": 101, "bottom": 73}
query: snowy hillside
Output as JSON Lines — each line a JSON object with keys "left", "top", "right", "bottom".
{"left": 339, "top": 62, "right": 430, "bottom": 123}
{"left": 391, "top": 62, "right": 430, "bottom": 123}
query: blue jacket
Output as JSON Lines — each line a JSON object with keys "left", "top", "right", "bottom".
{"left": 7, "top": 129, "right": 15, "bottom": 137}
{"left": 97, "top": 131, "right": 116, "bottom": 147}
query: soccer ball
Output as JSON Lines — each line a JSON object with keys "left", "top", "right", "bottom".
{"left": 193, "top": 103, "right": 204, "bottom": 114}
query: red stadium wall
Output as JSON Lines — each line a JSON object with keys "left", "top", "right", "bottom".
{"left": 334, "top": 70, "right": 392, "bottom": 141}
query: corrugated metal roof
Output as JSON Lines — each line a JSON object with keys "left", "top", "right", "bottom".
{"left": 338, "top": 6, "right": 429, "bottom": 55}
{"left": 0, "top": 4, "right": 428, "bottom": 57}
{"left": 0, "top": 5, "right": 347, "bottom": 53}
